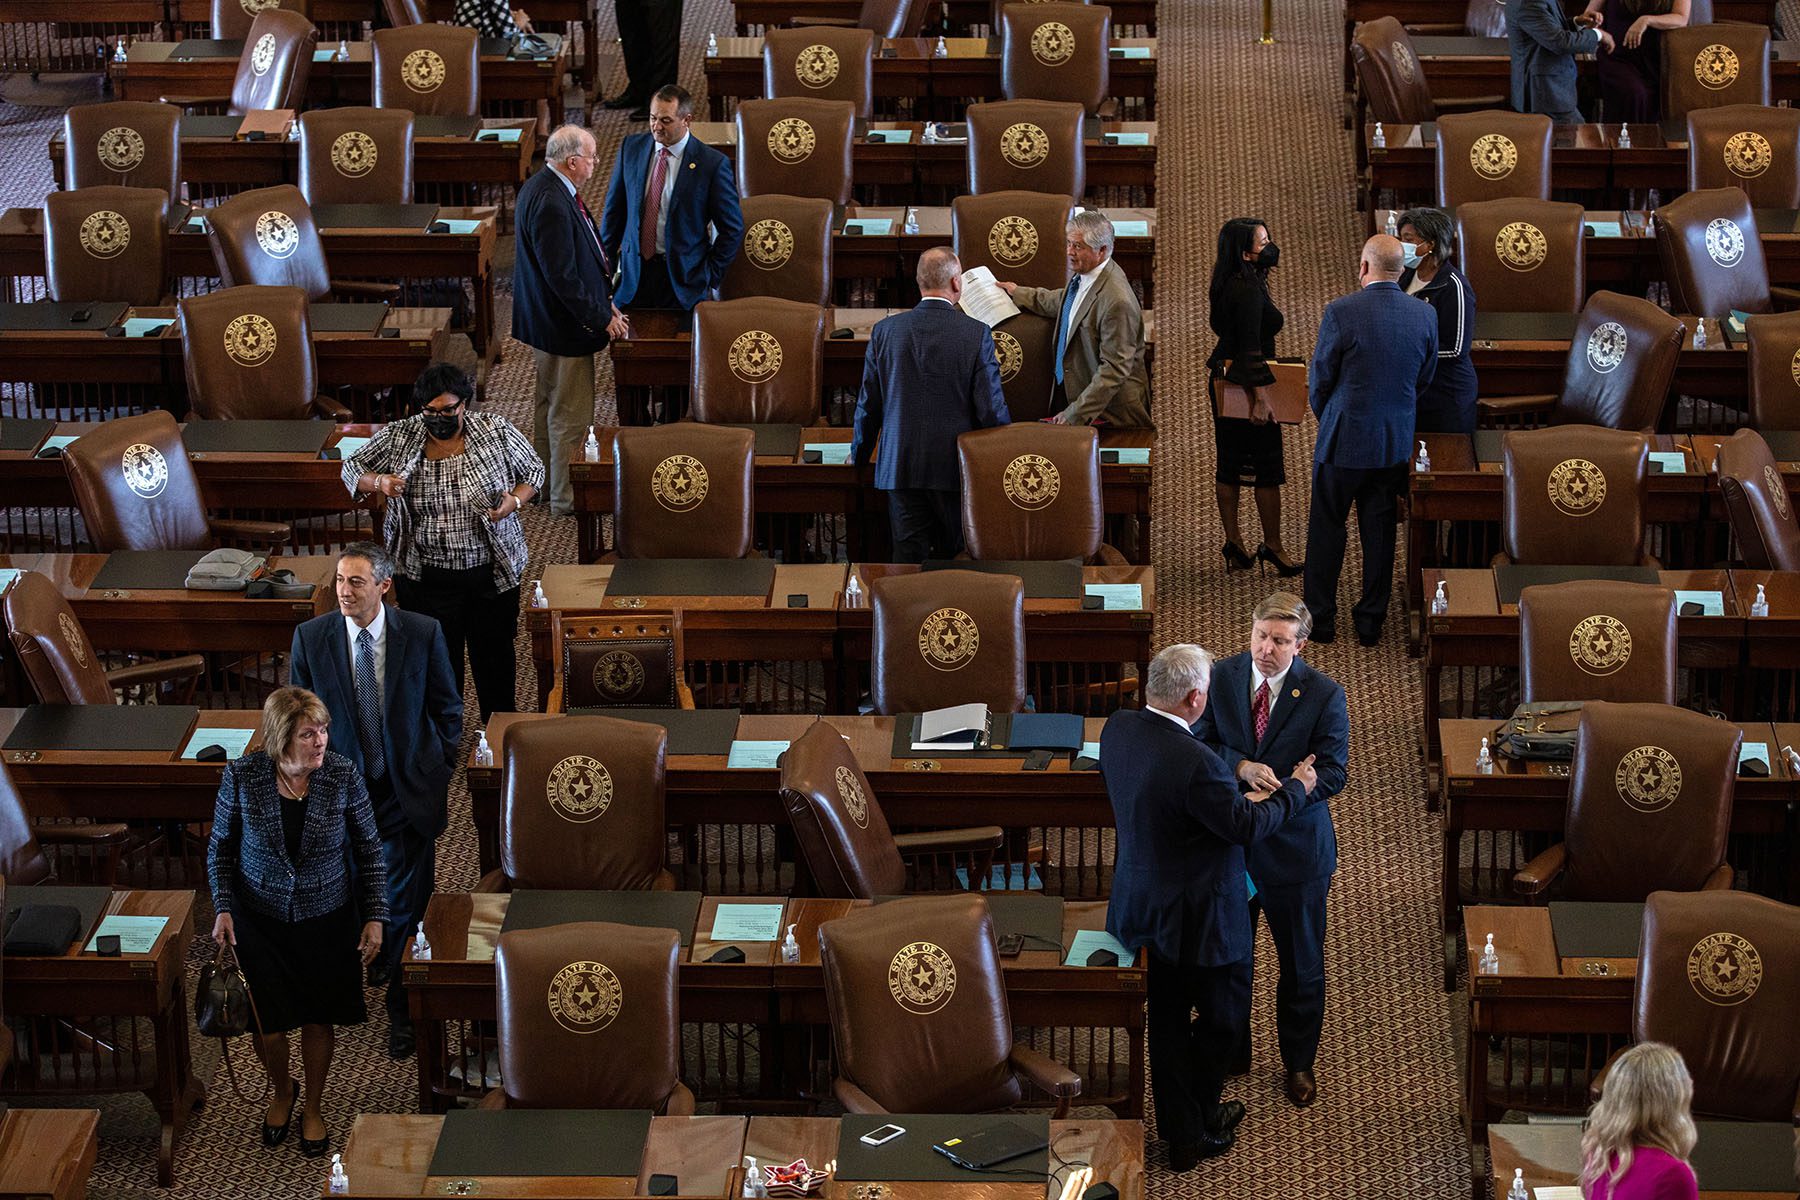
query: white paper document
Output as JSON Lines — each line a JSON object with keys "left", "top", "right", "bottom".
{"left": 914, "top": 702, "right": 990, "bottom": 750}
{"left": 957, "top": 265, "right": 1021, "bottom": 328}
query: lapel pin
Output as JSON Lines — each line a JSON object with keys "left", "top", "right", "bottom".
{"left": 1290, "top": 688, "right": 1300, "bottom": 698}
{"left": 687, "top": 161, "right": 696, "bottom": 169}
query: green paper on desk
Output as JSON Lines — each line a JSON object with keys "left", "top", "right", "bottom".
{"left": 726, "top": 740, "right": 790, "bottom": 769}
{"left": 39, "top": 435, "right": 78, "bottom": 454}
{"left": 869, "top": 129, "right": 913, "bottom": 143}
{"left": 1112, "top": 220, "right": 1150, "bottom": 236}
{"left": 85, "top": 915, "right": 168, "bottom": 954}
{"left": 1585, "top": 220, "right": 1623, "bottom": 238}
{"left": 330, "top": 435, "right": 371, "bottom": 460}
{"left": 1080, "top": 740, "right": 1100, "bottom": 760}
{"left": 185, "top": 216, "right": 208, "bottom": 232}
{"left": 476, "top": 128, "right": 524, "bottom": 143}
{"left": 1739, "top": 741, "right": 1769, "bottom": 771}
{"left": 1673, "top": 589, "right": 1724, "bottom": 616}
{"left": 804, "top": 442, "right": 852, "bottom": 465}
{"left": 1084, "top": 583, "right": 1142, "bottom": 611}
{"left": 1648, "top": 451, "right": 1686, "bottom": 473}
{"left": 181, "top": 728, "right": 255, "bottom": 760}
{"left": 1108, "top": 448, "right": 1150, "bottom": 465}
{"left": 123, "top": 318, "right": 174, "bottom": 337}
{"left": 1112, "top": 45, "right": 1151, "bottom": 58}
{"left": 311, "top": 48, "right": 336, "bottom": 61}
{"left": 0, "top": 569, "right": 19, "bottom": 594}
{"left": 438, "top": 219, "right": 482, "bottom": 234}
{"left": 1728, "top": 309, "right": 1752, "bottom": 338}
{"left": 1107, "top": 131, "right": 1151, "bottom": 145}
{"left": 844, "top": 218, "right": 893, "bottom": 236}
{"left": 708, "top": 903, "right": 785, "bottom": 942}
{"left": 1065, "top": 929, "right": 1135, "bottom": 967}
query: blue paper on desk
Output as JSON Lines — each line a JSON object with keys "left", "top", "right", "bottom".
{"left": 1084, "top": 583, "right": 1142, "bottom": 611}
{"left": 1648, "top": 451, "right": 1686, "bottom": 474}
{"left": 1080, "top": 740, "right": 1100, "bottom": 761}
{"left": 438, "top": 219, "right": 482, "bottom": 235}
{"left": 0, "top": 569, "right": 19, "bottom": 594}
{"left": 185, "top": 215, "right": 208, "bottom": 232}
{"left": 1107, "top": 131, "right": 1151, "bottom": 146}
{"left": 85, "top": 914, "right": 169, "bottom": 954}
{"left": 1111, "top": 219, "right": 1150, "bottom": 236}
{"left": 1065, "top": 929, "right": 1135, "bottom": 967}
{"left": 708, "top": 903, "right": 785, "bottom": 942}
{"left": 311, "top": 48, "right": 336, "bottom": 61}
{"left": 1673, "top": 589, "right": 1724, "bottom": 616}
{"left": 804, "top": 442, "right": 852, "bottom": 465}
{"left": 1585, "top": 220, "right": 1623, "bottom": 238}
{"left": 123, "top": 318, "right": 174, "bottom": 337}
{"left": 726, "top": 740, "right": 790, "bottom": 769}
{"left": 476, "top": 128, "right": 524, "bottom": 143}
{"left": 1006, "top": 712, "right": 1084, "bottom": 751}
{"left": 181, "top": 728, "right": 255, "bottom": 760}
{"left": 38, "top": 435, "right": 78, "bottom": 455}
{"left": 868, "top": 128, "right": 913, "bottom": 143}
{"left": 1108, "top": 448, "right": 1150, "bottom": 465}
{"left": 844, "top": 218, "right": 893, "bottom": 236}
{"left": 329, "top": 435, "right": 371, "bottom": 461}
{"left": 1739, "top": 741, "right": 1770, "bottom": 772}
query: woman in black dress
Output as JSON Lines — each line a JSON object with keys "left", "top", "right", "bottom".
{"left": 1577, "top": 0, "right": 1691, "bottom": 123}
{"left": 208, "top": 687, "right": 387, "bottom": 1158}
{"left": 1208, "top": 217, "right": 1301, "bottom": 575}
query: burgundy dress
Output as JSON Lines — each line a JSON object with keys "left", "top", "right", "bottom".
{"left": 1596, "top": 0, "right": 1664, "bottom": 124}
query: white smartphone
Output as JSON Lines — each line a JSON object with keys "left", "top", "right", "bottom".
{"left": 859, "top": 1124, "right": 906, "bottom": 1146}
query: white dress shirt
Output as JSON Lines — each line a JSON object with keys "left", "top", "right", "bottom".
{"left": 552, "top": 162, "right": 602, "bottom": 252}
{"left": 644, "top": 133, "right": 689, "bottom": 256}
{"left": 1146, "top": 703, "right": 1194, "bottom": 734}
{"left": 346, "top": 603, "right": 388, "bottom": 700}
{"left": 1251, "top": 663, "right": 1291, "bottom": 722}
{"left": 1061, "top": 258, "right": 1110, "bottom": 349}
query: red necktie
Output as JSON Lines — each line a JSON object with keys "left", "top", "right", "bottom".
{"left": 1252, "top": 681, "right": 1270, "bottom": 744}
{"left": 640, "top": 146, "right": 670, "bottom": 261}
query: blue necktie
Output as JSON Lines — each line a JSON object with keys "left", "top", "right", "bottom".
{"left": 355, "top": 627, "right": 386, "bottom": 780}
{"left": 1053, "top": 275, "right": 1081, "bottom": 386}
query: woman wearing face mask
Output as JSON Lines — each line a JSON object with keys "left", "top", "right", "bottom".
{"left": 1207, "top": 217, "right": 1301, "bottom": 575}
{"left": 343, "top": 362, "right": 544, "bottom": 721}
{"left": 1396, "top": 207, "right": 1478, "bottom": 436}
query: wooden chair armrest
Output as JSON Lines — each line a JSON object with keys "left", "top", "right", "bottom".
{"left": 208, "top": 517, "right": 291, "bottom": 546}
{"left": 159, "top": 94, "right": 231, "bottom": 110}
{"left": 1094, "top": 543, "right": 1130, "bottom": 567}
{"left": 1701, "top": 862, "right": 1735, "bottom": 890}
{"left": 311, "top": 393, "right": 353, "bottom": 421}
{"left": 329, "top": 280, "right": 402, "bottom": 301}
{"left": 789, "top": 15, "right": 856, "bottom": 24}
{"left": 1512, "top": 842, "right": 1567, "bottom": 897}
{"left": 677, "top": 681, "right": 696, "bottom": 709}
{"left": 32, "top": 821, "right": 132, "bottom": 845}
{"left": 1097, "top": 98, "right": 1120, "bottom": 120}
{"left": 662, "top": 1082, "right": 697, "bottom": 1116}
{"left": 892, "top": 827, "right": 1005, "bottom": 854}
{"left": 833, "top": 1077, "right": 889, "bottom": 1114}
{"left": 472, "top": 868, "right": 508, "bottom": 893}
{"left": 106, "top": 653, "right": 206, "bottom": 691}
{"left": 476, "top": 1088, "right": 507, "bottom": 1110}
{"left": 1009, "top": 1044, "right": 1082, "bottom": 1116}
{"left": 1590, "top": 1044, "right": 1628, "bottom": 1102}
{"left": 1771, "top": 286, "right": 1800, "bottom": 311}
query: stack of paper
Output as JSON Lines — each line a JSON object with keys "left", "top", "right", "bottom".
{"left": 957, "top": 266, "right": 1021, "bottom": 328}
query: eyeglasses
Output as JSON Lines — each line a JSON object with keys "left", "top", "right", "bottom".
{"left": 424, "top": 399, "right": 465, "bottom": 415}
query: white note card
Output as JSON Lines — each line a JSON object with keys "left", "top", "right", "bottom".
{"left": 1672, "top": 589, "right": 1724, "bottom": 616}
{"left": 1107, "top": 448, "right": 1151, "bottom": 465}
{"left": 1107, "top": 132, "right": 1150, "bottom": 146}
{"left": 1079, "top": 740, "right": 1100, "bottom": 760}
{"left": 439, "top": 219, "right": 482, "bottom": 235}
{"left": 331, "top": 435, "right": 372, "bottom": 460}
{"left": 1647, "top": 451, "right": 1686, "bottom": 474}
{"left": 708, "top": 903, "right": 785, "bottom": 943}
{"left": 1084, "top": 583, "right": 1143, "bottom": 611}
{"left": 0, "top": 569, "right": 19, "bottom": 594}
{"left": 1112, "top": 45, "right": 1151, "bottom": 58}
{"left": 123, "top": 318, "right": 174, "bottom": 338}
{"left": 1739, "top": 741, "right": 1770, "bottom": 770}
{"left": 1112, "top": 220, "right": 1150, "bottom": 237}
{"left": 1585, "top": 221, "right": 1623, "bottom": 238}
{"left": 844, "top": 218, "right": 893, "bottom": 236}
{"left": 476, "top": 128, "right": 524, "bottom": 143}
{"left": 726, "top": 740, "right": 790, "bottom": 769}
{"left": 1535, "top": 1189, "right": 1583, "bottom": 1200}
{"left": 86, "top": 915, "right": 169, "bottom": 955}
{"left": 804, "top": 442, "right": 852, "bottom": 465}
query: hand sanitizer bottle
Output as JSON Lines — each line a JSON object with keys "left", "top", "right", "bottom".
{"left": 843, "top": 573, "right": 863, "bottom": 609}
{"left": 1694, "top": 318, "right": 1708, "bottom": 349}
{"left": 1751, "top": 582, "right": 1769, "bottom": 617}
{"left": 1506, "top": 1167, "right": 1528, "bottom": 1200}
{"left": 113, "top": 37, "right": 128, "bottom": 62}
{"left": 706, "top": 32, "right": 718, "bottom": 57}
{"left": 532, "top": 580, "right": 547, "bottom": 608}
{"left": 1618, "top": 122, "right": 1631, "bottom": 149}
{"left": 1784, "top": 744, "right": 1800, "bottom": 775}
{"left": 1479, "top": 933, "right": 1501, "bottom": 975}
{"left": 1415, "top": 439, "right": 1431, "bottom": 472}
{"left": 413, "top": 923, "right": 431, "bottom": 961}
{"left": 328, "top": 1153, "right": 350, "bottom": 1195}
{"left": 1385, "top": 208, "right": 1398, "bottom": 236}
{"left": 337, "top": 38, "right": 349, "bottom": 61}
{"left": 1476, "top": 737, "right": 1494, "bottom": 774}
{"left": 1431, "top": 580, "right": 1448, "bottom": 616}
{"left": 1372, "top": 120, "right": 1386, "bottom": 149}
{"left": 903, "top": 206, "right": 919, "bottom": 235}
{"left": 475, "top": 728, "right": 493, "bottom": 767}
{"left": 934, "top": 34, "right": 948, "bottom": 57}
{"left": 584, "top": 425, "right": 600, "bottom": 461}
{"left": 743, "top": 1157, "right": 764, "bottom": 1198}
{"left": 781, "top": 924, "right": 800, "bottom": 963}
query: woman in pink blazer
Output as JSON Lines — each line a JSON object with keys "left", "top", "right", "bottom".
{"left": 1581, "top": 1042, "right": 1701, "bottom": 1200}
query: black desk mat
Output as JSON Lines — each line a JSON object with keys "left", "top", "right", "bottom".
{"left": 311, "top": 203, "right": 441, "bottom": 231}
{"left": 0, "top": 302, "right": 128, "bottom": 332}
{"left": 415, "top": 115, "right": 482, "bottom": 139}
{"left": 606, "top": 558, "right": 775, "bottom": 598}
{"left": 1494, "top": 565, "right": 1661, "bottom": 607}
{"left": 498, "top": 890, "right": 703, "bottom": 946}
{"left": 427, "top": 1109, "right": 652, "bottom": 1178}
{"left": 874, "top": 892, "right": 1064, "bottom": 952}
{"left": 922, "top": 559, "right": 1082, "bottom": 599}
{"left": 563, "top": 707, "right": 740, "bottom": 755}
{"left": 170, "top": 38, "right": 242, "bottom": 57}
{"left": 1474, "top": 311, "right": 1579, "bottom": 342}
{"left": 1549, "top": 901, "right": 1645, "bottom": 960}
{"left": 4, "top": 884, "right": 114, "bottom": 952}
{"left": 892, "top": 712, "right": 1082, "bottom": 760}
{"left": 307, "top": 303, "right": 388, "bottom": 334}
{"left": 181, "top": 420, "right": 333, "bottom": 455}
{"left": 1690, "top": 1121, "right": 1800, "bottom": 1191}
{"left": 712, "top": 423, "right": 801, "bottom": 458}
{"left": 837, "top": 1114, "right": 1049, "bottom": 1181}
{"left": 1472, "top": 430, "right": 1504, "bottom": 464}
{"left": 91, "top": 549, "right": 208, "bottom": 591}
{"left": 2, "top": 704, "right": 197, "bottom": 753}
{"left": 1761, "top": 429, "right": 1800, "bottom": 461}
{"left": 0, "top": 418, "right": 55, "bottom": 452}
{"left": 178, "top": 114, "right": 246, "bottom": 139}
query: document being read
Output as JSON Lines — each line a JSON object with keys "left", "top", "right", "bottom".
{"left": 957, "top": 265, "right": 1021, "bottom": 328}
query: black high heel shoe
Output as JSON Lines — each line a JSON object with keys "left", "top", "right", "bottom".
{"left": 1221, "top": 541, "right": 1255, "bottom": 571}
{"left": 1256, "top": 543, "right": 1304, "bottom": 577}
{"left": 299, "top": 1110, "right": 329, "bottom": 1159}
{"left": 261, "top": 1081, "right": 297, "bottom": 1148}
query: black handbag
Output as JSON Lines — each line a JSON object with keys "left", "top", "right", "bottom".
{"left": 1491, "top": 701, "right": 1584, "bottom": 761}
{"left": 195, "top": 940, "right": 266, "bottom": 1101}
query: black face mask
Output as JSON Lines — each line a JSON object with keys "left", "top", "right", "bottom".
{"left": 1256, "top": 243, "right": 1280, "bottom": 269}
{"left": 422, "top": 411, "right": 462, "bottom": 440}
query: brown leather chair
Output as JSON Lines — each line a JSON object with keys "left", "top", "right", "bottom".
{"left": 1479, "top": 291, "right": 1685, "bottom": 429}
{"left": 762, "top": 28, "right": 875, "bottom": 117}
{"left": 1686, "top": 104, "right": 1800, "bottom": 208}
{"left": 61, "top": 411, "right": 290, "bottom": 551}
{"left": 382, "top": 0, "right": 428, "bottom": 24}
{"left": 869, "top": 569, "right": 1026, "bottom": 715}
{"left": 547, "top": 611, "right": 696, "bottom": 711}
{"left": 1352, "top": 16, "right": 1503, "bottom": 123}
{"left": 1500, "top": 427, "right": 1651, "bottom": 565}
{"left": 481, "top": 714, "right": 674, "bottom": 891}
{"left": 373, "top": 24, "right": 480, "bottom": 118}
{"left": 611, "top": 424, "right": 755, "bottom": 559}
{"left": 952, "top": 190, "right": 1074, "bottom": 292}
{"left": 63, "top": 102, "right": 182, "bottom": 196}
{"left": 210, "top": 0, "right": 310, "bottom": 40}
{"left": 43, "top": 186, "right": 170, "bottom": 308}
{"left": 1518, "top": 581, "right": 1678, "bottom": 705}
{"left": 3, "top": 570, "right": 205, "bottom": 705}
{"left": 734, "top": 98, "right": 856, "bottom": 206}
{"left": 1715, "top": 428, "right": 1800, "bottom": 570}
{"left": 1656, "top": 187, "right": 1796, "bottom": 318}
{"left": 999, "top": 2, "right": 1111, "bottom": 117}
{"left": 1747, "top": 309, "right": 1800, "bottom": 428}
{"left": 161, "top": 8, "right": 318, "bottom": 115}
{"left": 207, "top": 184, "right": 399, "bottom": 303}
{"left": 778, "top": 719, "right": 1003, "bottom": 898}
{"left": 957, "top": 424, "right": 1120, "bottom": 563}
{"left": 1663, "top": 24, "right": 1771, "bottom": 122}
{"left": 818, "top": 894, "right": 1081, "bottom": 1114}
{"left": 1434, "top": 111, "right": 1553, "bottom": 209}
{"left": 967, "top": 99, "right": 1086, "bottom": 198}
{"left": 816, "top": 0, "right": 933, "bottom": 37}
{"left": 1514, "top": 701, "right": 1737, "bottom": 900}
{"left": 1456, "top": 198, "right": 1586, "bottom": 313}
{"left": 487, "top": 922, "right": 695, "bottom": 1113}
{"left": 690, "top": 297, "right": 826, "bottom": 425}
{"left": 990, "top": 312, "right": 1057, "bottom": 422}
{"left": 298, "top": 107, "right": 416, "bottom": 206}
{"left": 718, "top": 194, "right": 834, "bottom": 307}
{"left": 178, "top": 285, "right": 350, "bottom": 420}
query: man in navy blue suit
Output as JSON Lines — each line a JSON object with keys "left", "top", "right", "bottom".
{"left": 1102, "top": 644, "right": 1319, "bottom": 1169}
{"left": 851, "top": 247, "right": 1012, "bottom": 561}
{"left": 1302, "top": 235, "right": 1438, "bottom": 646}
{"left": 1192, "top": 592, "right": 1349, "bottom": 1109}
{"left": 600, "top": 85, "right": 743, "bottom": 318}
{"left": 290, "top": 542, "right": 462, "bottom": 1059}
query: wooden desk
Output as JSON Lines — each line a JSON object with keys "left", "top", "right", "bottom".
{"left": 1411, "top": 35, "right": 1800, "bottom": 107}
{"left": 732, "top": 0, "right": 1160, "bottom": 34}
{"left": 1489, "top": 1121, "right": 1800, "bottom": 1199}
{"left": 0, "top": 889, "right": 201, "bottom": 1186}
{"left": 0, "top": 1108, "right": 98, "bottom": 1200}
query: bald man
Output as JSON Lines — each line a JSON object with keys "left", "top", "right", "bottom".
{"left": 1300, "top": 236, "right": 1438, "bottom": 646}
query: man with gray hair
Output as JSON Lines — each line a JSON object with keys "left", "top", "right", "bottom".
{"left": 1101, "top": 642, "right": 1318, "bottom": 1168}
{"left": 998, "top": 210, "right": 1152, "bottom": 427}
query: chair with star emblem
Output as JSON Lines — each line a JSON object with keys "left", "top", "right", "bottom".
{"left": 0, "top": 754, "right": 130, "bottom": 894}
{"left": 1747, "top": 310, "right": 1800, "bottom": 429}
{"left": 63, "top": 102, "right": 182, "bottom": 197}
{"left": 989, "top": 312, "right": 1058, "bottom": 422}
{"left": 159, "top": 7, "right": 318, "bottom": 116}
{"left": 1454, "top": 197, "right": 1586, "bottom": 314}
{"left": 1513, "top": 701, "right": 1738, "bottom": 901}
{"left": 1498, "top": 426, "right": 1653, "bottom": 566}
{"left": 1518, "top": 581, "right": 1678, "bottom": 706}
{"left": 1434, "top": 111, "right": 1553, "bottom": 210}
{"left": 967, "top": 99, "right": 1087, "bottom": 199}
{"left": 1714, "top": 428, "right": 1800, "bottom": 570}
{"left": 1477, "top": 291, "right": 1686, "bottom": 431}
{"left": 1593, "top": 889, "right": 1800, "bottom": 1120}
{"left": 869, "top": 569, "right": 1027, "bottom": 715}
{"left": 2, "top": 569, "right": 205, "bottom": 706}
{"left": 547, "top": 611, "right": 696, "bottom": 711}
{"left": 818, "top": 893, "right": 1082, "bottom": 1115}
{"left": 178, "top": 285, "right": 351, "bottom": 420}
{"left": 206, "top": 184, "right": 400, "bottom": 304}
{"left": 762, "top": 27, "right": 876, "bottom": 117}
{"left": 999, "top": 2, "right": 1113, "bottom": 118}
{"left": 792, "top": 0, "right": 934, "bottom": 38}
{"left": 1663, "top": 24, "right": 1770, "bottom": 123}
{"left": 611, "top": 424, "right": 755, "bottom": 559}
{"left": 734, "top": 98, "right": 857, "bottom": 206}
{"left": 381, "top": 0, "right": 428, "bottom": 24}
{"left": 477, "top": 714, "right": 675, "bottom": 892}
{"left": 1656, "top": 187, "right": 1798, "bottom": 320}
{"left": 43, "top": 185, "right": 172, "bottom": 309}
{"left": 956, "top": 424, "right": 1121, "bottom": 564}
{"left": 60, "top": 410, "right": 291, "bottom": 552}
{"left": 718, "top": 194, "right": 835, "bottom": 307}
{"left": 951, "top": 190, "right": 1074, "bottom": 293}
{"left": 298, "top": 107, "right": 416, "bottom": 206}
{"left": 1351, "top": 17, "right": 1502, "bottom": 124}
{"left": 690, "top": 297, "right": 827, "bottom": 425}
{"left": 209, "top": 0, "right": 310, "bottom": 40}
{"left": 485, "top": 921, "right": 695, "bottom": 1113}
{"left": 372, "top": 24, "right": 480, "bottom": 118}
{"left": 1686, "top": 104, "right": 1800, "bottom": 208}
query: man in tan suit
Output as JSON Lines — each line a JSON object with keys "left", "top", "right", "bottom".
{"left": 1000, "top": 210, "right": 1152, "bottom": 427}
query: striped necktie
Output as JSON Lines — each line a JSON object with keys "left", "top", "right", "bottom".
{"left": 355, "top": 627, "right": 386, "bottom": 780}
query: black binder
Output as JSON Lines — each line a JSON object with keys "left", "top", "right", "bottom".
{"left": 838, "top": 1115, "right": 1049, "bottom": 1181}
{"left": 0, "top": 302, "right": 128, "bottom": 332}
{"left": 306, "top": 303, "right": 388, "bottom": 334}
{"left": 0, "top": 418, "right": 55, "bottom": 452}
{"left": 1473, "top": 311, "right": 1578, "bottom": 342}
{"left": 712, "top": 423, "right": 801, "bottom": 457}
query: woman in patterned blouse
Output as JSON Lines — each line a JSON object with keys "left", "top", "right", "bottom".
{"left": 451, "top": 0, "right": 532, "bottom": 38}
{"left": 343, "top": 362, "right": 544, "bottom": 720}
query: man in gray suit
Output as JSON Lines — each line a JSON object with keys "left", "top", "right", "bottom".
{"left": 1509, "top": 0, "right": 1614, "bottom": 124}
{"left": 1001, "top": 210, "right": 1153, "bottom": 428}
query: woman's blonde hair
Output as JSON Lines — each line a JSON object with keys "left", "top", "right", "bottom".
{"left": 260, "top": 686, "right": 331, "bottom": 767}
{"left": 1580, "top": 1042, "right": 1698, "bottom": 1196}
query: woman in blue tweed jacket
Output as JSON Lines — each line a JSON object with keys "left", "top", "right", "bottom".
{"left": 208, "top": 686, "right": 388, "bottom": 1159}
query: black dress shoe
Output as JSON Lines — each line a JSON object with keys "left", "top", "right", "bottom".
{"left": 300, "top": 1123, "right": 330, "bottom": 1159}
{"left": 1286, "top": 1069, "right": 1318, "bottom": 1107}
{"left": 1208, "top": 1099, "right": 1246, "bottom": 1137}
{"left": 1356, "top": 626, "right": 1381, "bottom": 647}
{"left": 1185, "top": 1126, "right": 1237, "bottom": 1164}
{"left": 1309, "top": 625, "right": 1336, "bottom": 644}
{"left": 260, "top": 1080, "right": 297, "bottom": 1147}
{"left": 388, "top": 1022, "right": 416, "bottom": 1060}
{"left": 1227, "top": 1049, "right": 1251, "bottom": 1077}
{"left": 602, "top": 93, "right": 641, "bottom": 110}
{"left": 366, "top": 960, "right": 391, "bottom": 988}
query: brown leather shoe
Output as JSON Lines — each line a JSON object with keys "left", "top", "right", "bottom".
{"left": 1285, "top": 1069, "right": 1317, "bottom": 1107}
